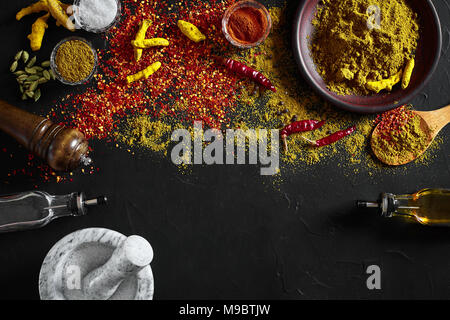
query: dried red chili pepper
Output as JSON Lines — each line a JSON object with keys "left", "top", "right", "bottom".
{"left": 305, "top": 125, "right": 356, "bottom": 147}
{"left": 281, "top": 120, "right": 325, "bottom": 151}
{"left": 214, "top": 56, "right": 276, "bottom": 92}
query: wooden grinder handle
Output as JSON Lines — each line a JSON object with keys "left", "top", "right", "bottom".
{"left": 0, "top": 99, "right": 90, "bottom": 171}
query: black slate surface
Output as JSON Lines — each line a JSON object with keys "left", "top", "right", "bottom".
{"left": 0, "top": 0, "right": 448, "bottom": 300}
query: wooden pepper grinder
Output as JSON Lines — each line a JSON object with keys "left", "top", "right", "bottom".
{"left": 0, "top": 99, "right": 91, "bottom": 171}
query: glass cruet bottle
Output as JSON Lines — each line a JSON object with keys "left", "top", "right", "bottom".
{"left": 357, "top": 188, "right": 450, "bottom": 226}
{"left": 0, "top": 191, "right": 107, "bottom": 233}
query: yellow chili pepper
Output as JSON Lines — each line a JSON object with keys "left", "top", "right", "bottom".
{"left": 28, "top": 13, "right": 50, "bottom": 51}
{"left": 177, "top": 20, "right": 206, "bottom": 43}
{"left": 127, "top": 61, "right": 162, "bottom": 84}
{"left": 134, "top": 19, "right": 152, "bottom": 62}
{"left": 366, "top": 70, "right": 403, "bottom": 93}
{"left": 401, "top": 58, "right": 415, "bottom": 89}
{"left": 131, "top": 38, "right": 170, "bottom": 49}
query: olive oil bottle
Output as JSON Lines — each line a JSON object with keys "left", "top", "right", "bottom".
{"left": 357, "top": 188, "right": 450, "bottom": 226}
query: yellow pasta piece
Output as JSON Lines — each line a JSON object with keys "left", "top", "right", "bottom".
{"left": 16, "top": 0, "right": 48, "bottom": 21}
{"left": 127, "top": 62, "right": 162, "bottom": 84}
{"left": 177, "top": 20, "right": 206, "bottom": 43}
{"left": 401, "top": 58, "right": 415, "bottom": 89}
{"left": 131, "top": 38, "right": 170, "bottom": 49}
{"left": 134, "top": 20, "right": 152, "bottom": 61}
{"left": 366, "top": 70, "right": 403, "bottom": 93}
{"left": 47, "top": 0, "right": 75, "bottom": 31}
{"left": 27, "top": 13, "right": 50, "bottom": 51}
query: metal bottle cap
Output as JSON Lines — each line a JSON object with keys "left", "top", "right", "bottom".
{"left": 356, "top": 193, "right": 396, "bottom": 217}
{"left": 72, "top": 193, "right": 108, "bottom": 216}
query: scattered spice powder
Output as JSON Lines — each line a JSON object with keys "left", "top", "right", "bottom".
{"left": 115, "top": 116, "right": 174, "bottom": 155}
{"left": 5, "top": 2, "right": 442, "bottom": 186}
{"left": 54, "top": 0, "right": 238, "bottom": 139}
{"left": 234, "top": 6, "right": 362, "bottom": 166}
{"left": 55, "top": 39, "right": 95, "bottom": 83}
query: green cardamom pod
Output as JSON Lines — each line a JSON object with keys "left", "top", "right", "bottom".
{"left": 38, "top": 78, "right": 48, "bottom": 84}
{"left": 34, "top": 89, "right": 41, "bottom": 102}
{"left": 10, "top": 61, "right": 18, "bottom": 72}
{"left": 14, "top": 71, "right": 26, "bottom": 76}
{"left": 17, "top": 74, "right": 28, "bottom": 81}
{"left": 25, "top": 67, "right": 36, "bottom": 74}
{"left": 49, "top": 69, "right": 56, "bottom": 80}
{"left": 43, "top": 70, "right": 51, "bottom": 80}
{"left": 29, "top": 81, "right": 38, "bottom": 92}
{"left": 27, "top": 75, "right": 40, "bottom": 81}
{"left": 14, "top": 51, "right": 23, "bottom": 61}
{"left": 41, "top": 61, "right": 50, "bottom": 68}
{"left": 22, "top": 93, "right": 28, "bottom": 100}
{"left": 22, "top": 51, "right": 29, "bottom": 63}
{"left": 33, "top": 66, "right": 43, "bottom": 72}
{"left": 27, "top": 56, "right": 36, "bottom": 68}
{"left": 25, "top": 91, "right": 34, "bottom": 98}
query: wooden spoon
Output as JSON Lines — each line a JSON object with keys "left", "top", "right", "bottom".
{"left": 371, "top": 105, "right": 450, "bottom": 166}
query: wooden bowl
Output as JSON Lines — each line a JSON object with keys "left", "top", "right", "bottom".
{"left": 292, "top": 0, "right": 442, "bottom": 114}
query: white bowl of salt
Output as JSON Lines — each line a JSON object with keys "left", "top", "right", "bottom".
{"left": 72, "top": 0, "right": 122, "bottom": 33}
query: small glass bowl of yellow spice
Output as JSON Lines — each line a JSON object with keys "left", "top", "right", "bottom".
{"left": 50, "top": 37, "right": 98, "bottom": 85}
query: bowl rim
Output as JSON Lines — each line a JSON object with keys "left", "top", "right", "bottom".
{"left": 292, "top": 0, "right": 442, "bottom": 114}
{"left": 50, "top": 36, "right": 98, "bottom": 86}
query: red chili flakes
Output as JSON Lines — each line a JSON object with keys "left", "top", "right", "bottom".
{"left": 374, "top": 105, "right": 414, "bottom": 142}
{"left": 3, "top": 152, "right": 99, "bottom": 186}
{"left": 55, "top": 0, "right": 239, "bottom": 140}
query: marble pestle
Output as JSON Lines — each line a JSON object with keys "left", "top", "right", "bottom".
{"left": 82, "top": 235, "right": 154, "bottom": 300}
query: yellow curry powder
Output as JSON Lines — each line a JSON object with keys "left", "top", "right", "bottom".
{"left": 55, "top": 40, "right": 95, "bottom": 83}
{"left": 115, "top": 116, "right": 173, "bottom": 156}
{"left": 311, "top": 0, "right": 419, "bottom": 95}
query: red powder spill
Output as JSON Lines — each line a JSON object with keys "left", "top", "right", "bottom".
{"left": 57, "top": 0, "right": 240, "bottom": 140}
{"left": 4, "top": 148, "right": 98, "bottom": 187}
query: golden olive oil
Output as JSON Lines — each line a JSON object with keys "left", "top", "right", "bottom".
{"left": 394, "top": 189, "right": 450, "bottom": 225}
{"left": 357, "top": 189, "right": 450, "bottom": 226}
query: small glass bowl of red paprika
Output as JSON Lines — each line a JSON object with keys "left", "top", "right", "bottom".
{"left": 222, "top": 0, "right": 272, "bottom": 49}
